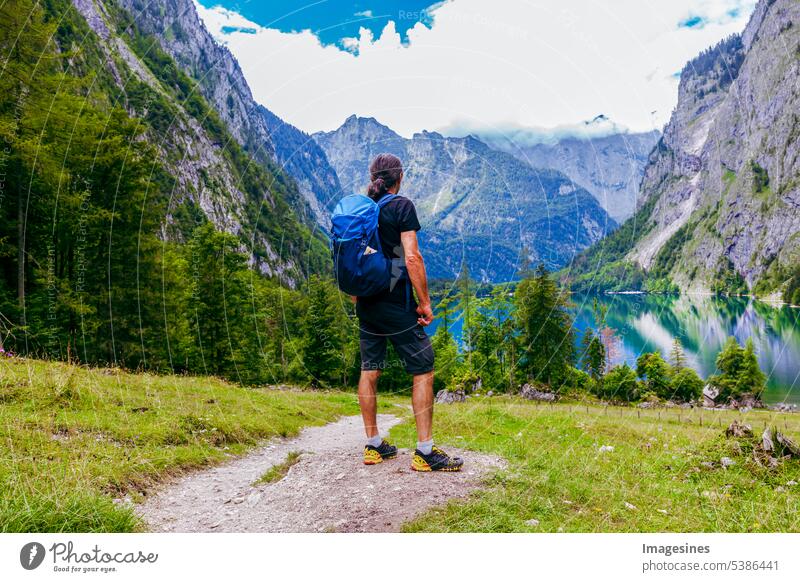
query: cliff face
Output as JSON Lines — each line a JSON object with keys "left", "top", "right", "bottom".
{"left": 627, "top": 0, "right": 800, "bottom": 294}
{"left": 113, "top": 0, "right": 342, "bottom": 225}
{"left": 315, "top": 116, "right": 615, "bottom": 281}
{"left": 478, "top": 126, "right": 660, "bottom": 222}
{"left": 70, "top": 0, "right": 327, "bottom": 283}
{"left": 115, "top": 0, "right": 273, "bottom": 158}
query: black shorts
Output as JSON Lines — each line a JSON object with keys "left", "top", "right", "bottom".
{"left": 356, "top": 299, "right": 434, "bottom": 375}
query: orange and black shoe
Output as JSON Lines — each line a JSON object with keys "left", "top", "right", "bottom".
{"left": 411, "top": 446, "right": 464, "bottom": 472}
{"left": 363, "top": 439, "right": 398, "bottom": 465}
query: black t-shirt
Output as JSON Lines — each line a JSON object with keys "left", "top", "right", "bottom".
{"left": 359, "top": 193, "right": 421, "bottom": 305}
{"left": 375, "top": 193, "right": 421, "bottom": 259}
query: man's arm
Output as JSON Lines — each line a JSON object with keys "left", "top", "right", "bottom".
{"left": 400, "top": 230, "right": 433, "bottom": 326}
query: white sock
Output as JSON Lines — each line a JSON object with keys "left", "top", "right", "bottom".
{"left": 367, "top": 434, "right": 383, "bottom": 447}
{"left": 417, "top": 439, "right": 434, "bottom": 455}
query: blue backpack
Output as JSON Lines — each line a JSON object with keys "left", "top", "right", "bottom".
{"left": 330, "top": 194, "right": 398, "bottom": 296}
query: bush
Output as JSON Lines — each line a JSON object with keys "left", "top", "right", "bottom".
{"left": 593, "top": 364, "right": 640, "bottom": 402}
{"left": 670, "top": 367, "right": 704, "bottom": 402}
{"left": 708, "top": 336, "right": 767, "bottom": 402}
{"left": 636, "top": 352, "right": 672, "bottom": 399}
{"left": 565, "top": 366, "right": 593, "bottom": 392}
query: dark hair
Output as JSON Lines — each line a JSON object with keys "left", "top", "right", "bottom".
{"left": 367, "top": 153, "right": 403, "bottom": 199}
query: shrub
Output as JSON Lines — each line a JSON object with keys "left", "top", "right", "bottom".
{"left": 593, "top": 364, "right": 640, "bottom": 402}
{"left": 636, "top": 352, "right": 672, "bottom": 399}
{"left": 708, "top": 336, "right": 766, "bottom": 402}
{"left": 670, "top": 367, "right": 704, "bottom": 402}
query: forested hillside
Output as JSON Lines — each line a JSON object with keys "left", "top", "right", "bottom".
{"left": 566, "top": 0, "right": 800, "bottom": 299}
{"left": 0, "top": 0, "right": 331, "bottom": 376}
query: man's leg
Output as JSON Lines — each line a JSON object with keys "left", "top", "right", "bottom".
{"left": 411, "top": 370, "right": 434, "bottom": 442}
{"left": 358, "top": 370, "right": 381, "bottom": 438}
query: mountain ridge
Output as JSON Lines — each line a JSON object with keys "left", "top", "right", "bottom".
{"left": 114, "top": 0, "right": 343, "bottom": 226}
{"left": 315, "top": 115, "right": 616, "bottom": 281}
{"left": 566, "top": 0, "right": 800, "bottom": 299}
{"left": 474, "top": 128, "right": 660, "bottom": 222}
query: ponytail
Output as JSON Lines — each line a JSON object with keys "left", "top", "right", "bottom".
{"left": 367, "top": 153, "right": 403, "bottom": 199}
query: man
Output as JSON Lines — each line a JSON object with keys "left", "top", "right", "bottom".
{"left": 354, "top": 153, "right": 463, "bottom": 472}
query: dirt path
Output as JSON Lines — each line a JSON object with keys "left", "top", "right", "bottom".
{"left": 137, "top": 414, "right": 504, "bottom": 532}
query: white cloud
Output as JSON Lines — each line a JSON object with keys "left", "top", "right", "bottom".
{"left": 194, "top": 0, "right": 756, "bottom": 137}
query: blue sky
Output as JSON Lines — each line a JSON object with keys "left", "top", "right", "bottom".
{"left": 196, "top": 1, "right": 441, "bottom": 51}
{"left": 195, "top": 0, "right": 757, "bottom": 136}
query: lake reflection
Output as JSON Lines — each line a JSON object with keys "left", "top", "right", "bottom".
{"left": 431, "top": 293, "right": 800, "bottom": 405}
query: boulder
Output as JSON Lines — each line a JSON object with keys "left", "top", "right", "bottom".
{"left": 702, "top": 385, "right": 719, "bottom": 407}
{"left": 725, "top": 420, "right": 753, "bottom": 438}
{"left": 435, "top": 389, "right": 466, "bottom": 404}
{"left": 519, "top": 383, "right": 557, "bottom": 402}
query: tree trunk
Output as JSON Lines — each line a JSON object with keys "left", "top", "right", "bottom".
{"left": 17, "top": 184, "right": 25, "bottom": 327}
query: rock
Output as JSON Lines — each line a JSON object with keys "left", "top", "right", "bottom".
{"left": 775, "top": 430, "right": 800, "bottom": 458}
{"left": 702, "top": 385, "right": 719, "bottom": 408}
{"left": 762, "top": 427, "right": 774, "bottom": 453}
{"left": 657, "top": 509, "right": 669, "bottom": 515}
{"left": 598, "top": 445, "right": 614, "bottom": 453}
{"left": 624, "top": 502, "right": 637, "bottom": 510}
{"left": 725, "top": 420, "right": 753, "bottom": 438}
{"left": 435, "top": 389, "right": 466, "bottom": 404}
{"left": 786, "top": 480, "right": 798, "bottom": 487}
{"left": 700, "top": 461, "right": 716, "bottom": 469}
{"left": 486, "top": 390, "right": 494, "bottom": 397}
{"left": 524, "top": 518, "right": 540, "bottom": 527}
{"left": 519, "top": 384, "right": 557, "bottom": 402}
{"left": 772, "top": 403, "right": 798, "bottom": 413}
{"left": 720, "top": 457, "right": 735, "bottom": 469}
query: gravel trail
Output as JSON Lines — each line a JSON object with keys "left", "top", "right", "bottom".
{"left": 137, "top": 414, "right": 504, "bottom": 532}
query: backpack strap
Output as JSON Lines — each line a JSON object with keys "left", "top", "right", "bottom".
{"left": 376, "top": 193, "right": 397, "bottom": 208}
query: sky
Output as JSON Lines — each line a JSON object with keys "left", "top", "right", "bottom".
{"left": 194, "top": 0, "right": 757, "bottom": 138}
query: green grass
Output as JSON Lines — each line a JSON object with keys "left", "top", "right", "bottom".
{"left": 5, "top": 359, "right": 800, "bottom": 533}
{"left": 0, "top": 358, "right": 361, "bottom": 532}
{"left": 392, "top": 397, "right": 800, "bottom": 532}
{"left": 254, "top": 451, "right": 302, "bottom": 485}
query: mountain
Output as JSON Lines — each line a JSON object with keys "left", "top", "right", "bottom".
{"left": 112, "top": 0, "right": 342, "bottom": 225}
{"left": 314, "top": 116, "right": 616, "bottom": 281}
{"left": 567, "top": 0, "right": 800, "bottom": 299}
{"left": 474, "top": 122, "right": 660, "bottom": 222}
{"left": 258, "top": 106, "right": 342, "bottom": 224}
{"left": 69, "top": 0, "right": 327, "bottom": 283}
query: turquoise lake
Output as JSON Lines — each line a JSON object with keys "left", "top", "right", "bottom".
{"left": 428, "top": 293, "right": 800, "bottom": 405}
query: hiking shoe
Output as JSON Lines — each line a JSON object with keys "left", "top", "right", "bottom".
{"left": 411, "top": 446, "right": 464, "bottom": 472}
{"left": 363, "top": 439, "right": 398, "bottom": 465}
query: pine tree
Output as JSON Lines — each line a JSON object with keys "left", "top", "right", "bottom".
{"left": 709, "top": 336, "right": 744, "bottom": 401}
{"left": 456, "top": 261, "right": 475, "bottom": 370}
{"left": 514, "top": 264, "right": 575, "bottom": 387}
{"left": 669, "top": 338, "right": 687, "bottom": 370}
{"left": 585, "top": 335, "right": 606, "bottom": 381}
{"left": 302, "top": 275, "right": 344, "bottom": 387}
{"left": 735, "top": 338, "right": 766, "bottom": 397}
